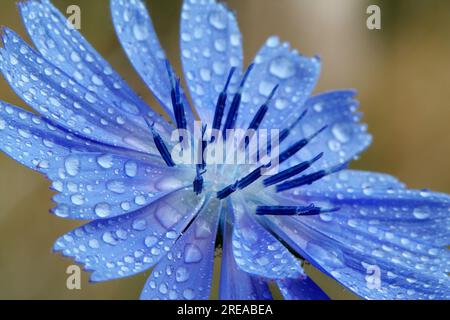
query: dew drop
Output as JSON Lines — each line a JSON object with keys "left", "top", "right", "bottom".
{"left": 266, "top": 36, "right": 280, "bottom": 48}
{"left": 70, "top": 52, "right": 81, "bottom": 63}
{"left": 214, "top": 39, "right": 226, "bottom": 52}
{"left": 121, "top": 102, "right": 140, "bottom": 115}
{"left": 175, "top": 267, "right": 190, "bottom": 283}
{"left": 65, "top": 156, "right": 80, "bottom": 176}
{"left": 125, "top": 161, "right": 138, "bottom": 177}
{"left": 183, "top": 288, "right": 195, "bottom": 300}
{"left": 328, "top": 140, "right": 341, "bottom": 152}
{"left": 133, "top": 24, "right": 149, "bottom": 41}
{"left": 135, "top": 195, "right": 146, "bottom": 206}
{"left": 91, "top": 75, "right": 104, "bottom": 86}
{"left": 200, "top": 68, "right": 211, "bottom": 82}
{"left": 106, "top": 180, "right": 126, "bottom": 194}
{"left": 0, "top": 117, "right": 6, "bottom": 130}
{"left": 332, "top": 123, "right": 351, "bottom": 143}
{"left": 132, "top": 219, "right": 147, "bottom": 231}
{"left": 269, "top": 57, "right": 296, "bottom": 79}
{"left": 184, "top": 244, "right": 203, "bottom": 263}
{"left": 159, "top": 283, "right": 168, "bottom": 294}
{"left": 97, "top": 154, "right": 114, "bottom": 169}
{"left": 166, "top": 231, "right": 178, "bottom": 239}
{"left": 156, "top": 177, "right": 184, "bottom": 191}
{"left": 275, "top": 98, "right": 289, "bottom": 110}
{"left": 71, "top": 194, "right": 85, "bottom": 206}
{"left": 102, "top": 232, "right": 118, "bottom": 245}
{"left": 95, "top": 203, "right": 111, "bottom": 218}
{"left": 88, "top": 239, "right": 100, "bottom": 249}
{"left": 363, "top": 186, "right": 374, "bottom": 196}
{"left": 413, "top": 207, "right": 430, "bottom": 220}
{"left": 144, "top": 236, "right": 158, "bottom": 248}
{"left": 259, "top": 80, "right": 276, "bottom": 97}
{"left": 213, "top": 61, "right": 226, "bottom": 75}
{"left": 208, "top": 10, "right": 227, "bottom": 30}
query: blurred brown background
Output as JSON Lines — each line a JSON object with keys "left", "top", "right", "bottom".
{"left": 0, "top": 0, "right": 449, "bottom": 300}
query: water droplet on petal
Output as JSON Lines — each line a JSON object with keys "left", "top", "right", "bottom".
{"left": 157, "top": 177, "right": 184, "bottom": 191}
{"left": 175, "top": 267, "right": 189, "bottom": 283}
{"left": 159, "top": 283, "right": 168, "bottom": 294}
{"left": 259, "top": 80, "right": 276, "bottom": 97}
{"left": 65, "top": 156, "right": 80, "bottom": 176}
{"left": 125, "top": 161, "right": 138, "bottom": 177}
{"left": 183, "top": 288, "right": 195, "bottom": 300}
{"left": 184, "top": 244, "right": 203, "bottom": 263}
{"left": 97, "top": 154, "right": 114, "bottom": 169}
{"left": 88, "top": 239, "right": 100, "bottom": 249}
{"left": 133, "top": 24, "right": 149, "bottom": 41}
{"left": 106, "top": 180, "right": 126, "bottom": 194}
{"left": 102, "top": 232, "right": 118, "bottom": 245}
{"left": 269, "top": 57, "right": 296, "bottom": 79}
{"left": 71, "top": 194, "right": 85, "bottom": 206}
{"left": 144, "top": 236, "right": 158, "bottom": 248}
{"left": 275, "top": 98, "right": 289, "bottom": 110}
{"left": 95, "top": 203, "right": 111, "bottom": 218}
{"left": 132, "top": 219, "right": 147, "bottom": 231}
{"left": 166, "top": 231, "right": 178, "bottom": 239}
{"left": 0, "top": 117, "right": 6, "bottom": 130}
{"left": 413, "top": 207, "right": 430, "bottom": 220}
{"left": 135, "top": 195, "right": 146, "bottom": 206}
{"left": 332, "top": 123, "right": 351, "bottom": 143}
{"left": 266, "top": 36, "right": 280, "bottom": 48}
{"left": 208, "top": 10, "right": 227, "bottom": 30}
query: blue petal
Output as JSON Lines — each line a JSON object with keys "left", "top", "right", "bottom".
{"left": 277, "top": 278, "right": 329, "bottom": 300}
{"left": 264, "top": 171, "right": 450, "bottom": 299}
{"left": 140, "top": 199, "right": 222, "bottom": 300}
{"left": 0, "top": 102, "right": 190, "bottom": 221}
{"left": 54, "top": 188, "right": 206, "bottom": 282}
{"left": 0, "top": 29, "right": 162, "bottom": 153}
{"left": 180, "top": 0, "right": 243, "bottom": 124}
{"left": 110, "top": 0, "right": 195, "bottom": 126}
{"left": 283, "top": 90, "right": 372, "bottom": 171}
{"left": 230, "top": 198, "right": 304, "bottom": 279}
{"left": 0, "top": 101, "right": 117, "bottom": 173}
{"left": 19, "top": 0, "right": 169, "bottom": 133}
{"left": 48, "top": 152, "right": 192, "bottom": 220}
{"left": 238, "top": 36, "right": 320, "bottom": 128}
{"left": 219, "top": 207, "right": 273, "bottom": 300}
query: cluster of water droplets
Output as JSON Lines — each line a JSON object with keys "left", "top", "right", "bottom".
{"left": 51, "top": 152, "right": 189, "bottom": 220}
{"left": 141, "top": 199, "right": 221, "bottom": 300}
{"left": 54, "top": 189, "right": 206, "bottom": 282}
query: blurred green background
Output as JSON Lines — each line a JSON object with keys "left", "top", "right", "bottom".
{"left": 0, "top": 0, "right": 449, "bottom": 300}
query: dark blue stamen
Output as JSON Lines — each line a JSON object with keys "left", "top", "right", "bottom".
{"left": 212, "top": 68, "right": 236, "bottom": 131}
{"left": 256, "top": 204, "right": 340, "bottom": 216}
{"left": 248, "top": 85, "right": 279, "bottom": 131}
{"left": 193, "top": 167, "right": 206, "bottom": 195}
{"left": 223, "top": 64, "right": 255, "bottom": 136}
{"left": 262, "top": 109, "right": 308, "bottom": 159}
{"left": 199, "top": 125, "right": 208, "bottom": 170}
{"left": 244, "top": 85, "right": 279, "bottom": 149}
{"left": 236, "top": 164, "right": 267, "bottom": 190}
{"left": 263, "top": 152, "right": 324, "bottom": 187}
{"left": 276, "top": 162, "right": 348, "bottom": 192}
{"left": 146, "top": 119, "right": 176, "bottom": 167}
{"left": 166, "top": 61, "right": 187, "bottom": 131}
{"left": 278, "top": 125, "right": 327, "bottom": 164}
{"left": 216, "top": 169, "right": 258, "bottom": 198}
{"left": 216, "top": 182, "right": 239, "bottom": 200}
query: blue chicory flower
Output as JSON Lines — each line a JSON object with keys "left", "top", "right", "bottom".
{"left": 0, "top": 0, "right": 449, "bottom": 300}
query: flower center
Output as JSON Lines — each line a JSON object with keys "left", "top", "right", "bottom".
{"left": 148, "top": 63, "right": 343, "bottom": 216}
